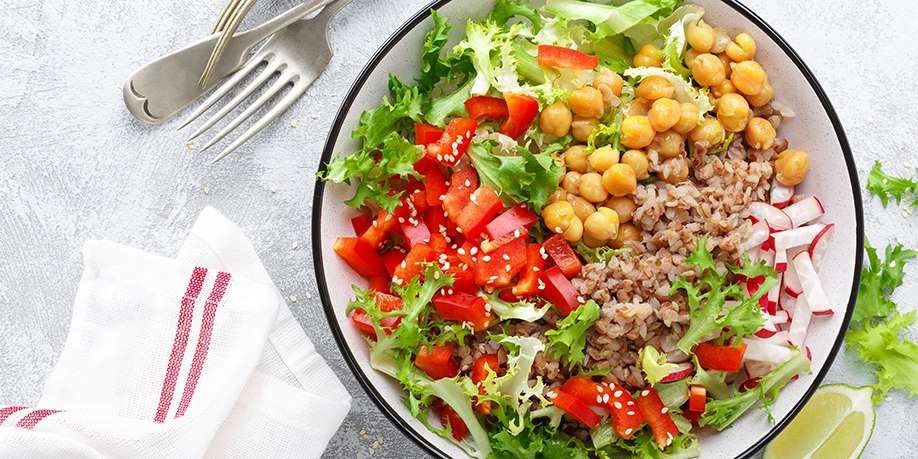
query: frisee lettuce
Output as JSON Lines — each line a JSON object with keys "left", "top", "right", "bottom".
{"left": 867, "top": 161, "right": 918, "bottom": 209}
{"left": 847, "top": 311, "right": 918, "bottom": 402}
{"left": 489, "top": 0, "right": 544, "bottom": 32}
{"left": 484, "top": 292, "right": 552, "bottom": 322}
{"left": 639, "top": 345, "right": 680, "bottom": 386}
{"left": 573, "top": 241, "right": 629, "bottom": 264}
{"left": 544, "top": 0, "right": 679, "bottom": 40}
{"left": 545, "top": 300, "right": 601, "bottom": 367}
{"left": 660, "top": 5, "right": 704, "bottom": 79}
{"left": 851, "top": 240, "right": 917, "bottom": 326}
{"left": 469, "top": 139, "right": 564, "bottom": 212}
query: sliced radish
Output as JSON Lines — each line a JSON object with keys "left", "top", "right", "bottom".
{"left": 784, "top": 196, "right": 825, "bottom": 228}
{"left": 807, "top": 223, "right": 834, "bottom": 269}
{"left": 659, "top": 362, "right": 695, "bottom": 383}
{"left": 770, "top": 178, "right": 795, "bottom": 208}
{"left": 744, "top": 360, "right": 775, "bottom": 379}
{"left": 782, "top": 248, "right": 805, "bottom": 297}
{"left": 743, "top": 338, "right": 795, "bottom": 365}
{"left": 748, "top": 202, "right": 792, "bottom": 230}
{"left": 748, "top": 330, "right": 790, "bottom": 346}
{"left": 771, "top": 310, "right": 790, "bottom": 326}
{"left": 772, "top": 224, "right": 826, "bottom": 272}
{"left": 760, "top": 249, "right": 775, "bottom": 268}
{"left": 781, "top": 295, "right": 797, "bottom": 319}
{"left": 740, "top": 219, "right": 770, "bottom": 253}
{"left": 792, "top": 251, "right": 833, "bottom": 316}
{"left": 765, "top": 273, "right": 782, "bottom": 314}
{"left": 788, "top": 294, "right": 811, "bottom": 348}
{"left": 755, "top": 312, "right": 779, "bottom": 338}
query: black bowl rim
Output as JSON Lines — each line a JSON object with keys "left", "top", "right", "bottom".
{"left": 311, "top": 1, "right": 864, "bottom": 457}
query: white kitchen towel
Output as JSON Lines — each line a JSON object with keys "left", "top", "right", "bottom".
{"left": 0, "top": 207, "right": 351, "bottom": 458}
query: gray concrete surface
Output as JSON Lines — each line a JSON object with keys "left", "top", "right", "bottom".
{"left": 0, "top": 0, "right": 916, "bottom": 457}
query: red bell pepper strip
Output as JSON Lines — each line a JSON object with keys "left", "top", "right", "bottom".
{"left": 399, "top": 219, "right": 432, "bottom": 249}
{"left": 350, "top": 309, "right": 376, "bottom": 337}
{"left": 682, "top": 407, "right": 701, "bottom": 425}
{"left": 475, "top": 236, "right": 527, "bottom": 288}
{"left": 560, "top": 377, "right": 608, "bottom": 407}
{"left": 542, "top": 235, "right": 583, "bottom": 278}
{"left": 484, "top": 205, "right": 539, "bottom": 241}
{"left": 381, "top": 250, "right": 406, "bottom": 277}
{"left": 540, "top": 265, "right": 583, "bottom": 315}
{"left": 480, "top": 227, "right": 529, "bottom": 254}
{"left": 550, "top": 388, "right": 601, "bottom": 428}
{"left": 372, "top": 291, "right": 403, "bottom": 312}
{"left": 360, "top": 209, "right": 398, "bottom": 249}
{"left": 433, "top": 400, "right": 468, "bottom": 441}
{"left": 456, "top": 186, "right": 504, "bottom": 238}
{"left": 464, "top": 95, "right": 509, "bottom": 120}
{"left": 332, "top": 237, "right": 387, "bottom": 278}
{"left": 694, "top": 341, "right": 747, "bottom": 372}
{"left": 415, "top": 122, "right": 444, "bottom": 146}
{"left": 439, "top": 253, "right": 478, "bottom": 294}
{"left": 607, "top": 383, "right": 644, "bottom": 440}
{"left": 426, "top": 118, "right": 478, "bottom": 166}
{"left": 351, "top": 213, "right": 373, "bottom": 236}
{"left": 537, "top": 44, "right": 599, "bottom": 69}
{"left": 415, "top": 345, "right": 459, "bottom": 380}
{"left": 443, "top": 168, "right": 479, "bottom": 224}
{"left": 688, "top": 385, "right": 707, "bottom": 412}
{"left": 367, "top": 276, "right": 390, "bottom": 293}
{"left": 428, "top": 232, "right": 449, "bottom": 252}
{"left": 422, "top": 166, "right": 448, "bottom": 208}
{"left": 500, "top": 93, "right": 539, "bottom": 139}
{"left": 471, "top": 353, "right": 500, "bottom": 415}
{"left": 392, "top": 244, "right": 436, "bottom": 286}
{"left": 349, "top": 292, "right": 403, "bottom": 339}
{"left": 512, "top": 243, "right": 545, "bottom": 298}
{"left": 636, "top": 388, "right": 681, "bottom": 449}
{"left": 433, "top": 291, "right": 492, "bottom": 331}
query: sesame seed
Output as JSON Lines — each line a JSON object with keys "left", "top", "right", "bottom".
{"left": 482, "top": 255, "right": 492, "bottom": 262}
{"left": 627, "top": 400, "right": 634, "bottom": 406}
{"left": 457, "top": 248, "right": 466, "bottom": 255}
{"left": 501, "top": 254, "right": 510, "bottom": 260}
{"left": 532, "top": 266, "right": 540, "bottom": 272}
{"left": 626, "top": 411, "right": 635, "bottom": 416}
{"left": 547, "top": 391, "right": 557, "bottom": 399}
{"left": 470, "top": 247, "right": 478, "bottom": 255}
{"left": 597, "top": 386, "right": 604, "bottom": 393}
{"left": 513, "top": 229, "right": 520, "bottom": 237}
{"left": 614, "top": 401, "right": 622, "bottom": 409}
{"left": 484, "top": 303, "right": 491, "bottom": 312}
{"left": 400, "top": 261, "right": 407, "bottom": 268}
{"left": 465, "top": 179, "right": 471, "bottom": 187}
{"left": 554, "top": 226, "right": 562, "bottom": 233}
{"left": 398, "top": 217, "right": 405, "bottom": 223}
{"left": 641, "top": 390, "right": 649, "bottom": 397}
{"left": 576, "top": 296, "right": 585, "bottom": 303}
{"left": 504, "top": 265, "right": 511, "bottom": 272}
{"left": 602, "top": 394, "right": 610, "bottom": 404}
{"left": 661, "top": 407, "right": 668, "bottom": 414}
{"left": 436, "top": 154, "right": 443, "bottom": 161}
{"left": 625, "top": 428, "right": 633, "bottom": 435}
{"left": 614, "top": 390, "right": 622, "bottom": 398}
{"left": 596, "top": 395, "right": 603, "bottom": 404}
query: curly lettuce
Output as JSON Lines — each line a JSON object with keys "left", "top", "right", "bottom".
{"left": 847, "top": 311, "right": 918, "bottom": 402}
{"left": 639, "top": 345, "right": 680, "bottom": 386}
{"left": 660, "top": 5, "right": 704, "bottom": 78}
{"left": 544, "top": 0, "right": 679, "bottom": 40}
{"left": 867, "top": 161, "right": 918, "bottom": 209}
{"left": 851, "top": 241, "right": 917, "bottom": 326}
{"left": 469, "top": 139, "right": 564, "bottom": 212}
{"left": 546, "top": 300, "right": 601, "bottom": 367}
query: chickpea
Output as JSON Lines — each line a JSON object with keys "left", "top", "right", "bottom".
{"left": 659, "top": 156, "right": 690, "bottom": 184}
{"left": 689, "top": 116, "right": 726, "bottom": 146}
{"left": 602, "top": 163, "right": 638, "bottom": 197}
{"left": 731, "top": 60, "right": 767, "bottom": 96}
{"left": 567, "top": 194, "right": 596, "bottom": 221}
{"left": 725, "top": 32, "right": 757, "bottom": 62}
{"left": 568, "top": 86, "right": 605, "bottom": 119}
{"left": 691, "top": 53, "right": 726, "bottom": 87}
{"left": 547, "top": 188, "right": 567, "bottom": 204}
{"left": 712, "top": 79, "right": 737, "bottom": 99}
{"left": 579, "top": 172, "right": 609, "bottom": 203}
{"left": 563, "top": 145, "right": 589, "bottom": 173}
{"left": 621, "top": 115, "right": 655, "bottom": 149}
{"left": 539, "top": 102, "right": 573, "bottom": 137}
{"left": 620, "top": 149, "right": 650, "bottom": 180}
{"left": 588, "top": 145, "right": 620, "bottom": 173}
{"left": 584, "top": 207, "right": 620, "bottom": 242}
{"left": 626, "top": 98, "right": 653, "bottom": 117}
{"left": 672, "top": 102, "right": 700, "bottom": 135}
{"left": 745, "top": 117, "right": 776, "bottom": 150}
{"left": 717, "top": 53, "right": 733, "bottom": 79}
{"left": 686, "top": 19, "right": 714, "bottom": 52}
{"left": 542, "top": 201, "right": 576, "bottom": 234}
{"left": 651, "top": 131, "right": 684, "bottom": 159}
{"left": 637, "top": 76, "right": 675, "bottom": 101}
{"left": 633, "top": 44, "right": 664, "bottom": 68}
{"left": 711, "top": 28, "right": 731, "bottom": 54}
{"left": 581, "top": 234, "right": 605, "bottom": 248}
{"left": 716, "top": 93, "right": 751, "bottom": 132}
{"left": 606, "top": 196, "right": 636, "bottom": 223}
{"left": 562, "top": 215, "right": 583, "bottom": 242}
{"left": 611, "top": 222, "right": 641, "bottom": 249}
{"left": 648, "top": 98, "right": 681, "bottom": 132}
{"left": 562, "top": 171, "right": 582, "bottom": 194}
{"left": 571, "top": 117, "right": 598, "bottom": 142}
{"left": 775, "top": 149, "right": 810, "bottom": 186}
{"left": 747, "top": 80, "right": 774, "bottom": 108}
{"left": 684, "top": 48, "right": 700, "bottom": 68}
{"left": 593, "top": 68, "right": 624, "bottom": 97}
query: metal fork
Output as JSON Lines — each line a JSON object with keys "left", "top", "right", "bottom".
{"left": 181, "top": 0, "right": 350, "bottom": 162}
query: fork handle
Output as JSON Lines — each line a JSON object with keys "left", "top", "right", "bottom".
{"left": 232, "top": 0, "right": 337, "bottom": 52}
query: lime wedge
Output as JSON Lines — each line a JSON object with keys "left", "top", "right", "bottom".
{"left": 764, "top": 384, "right": 875, "bottom": 459}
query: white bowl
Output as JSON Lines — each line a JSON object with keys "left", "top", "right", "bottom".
{"left": 312, "top": 1, "right": 864, "bottom": 457}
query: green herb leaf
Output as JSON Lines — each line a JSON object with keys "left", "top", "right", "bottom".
{"left": 417, "top": 10, "right": 453, "bottom": 92}
{"left": 866, "top": 161, "right": 918, "bottom": 209}
{"left": 546, "top": 300, "right": 601, "bottom": 367}
{"left": 851, "top": 240, "right": 917, "bottom": 326}
{"left": 469, "top": 139, "right": 564, "bottom": 212}
{"left": 847, "top": 311, "right": 918, "bottom": 402}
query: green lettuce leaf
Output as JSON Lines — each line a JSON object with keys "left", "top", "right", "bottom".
{"left": 489, "top": 0, "right": 544, "bottom": 32}
{"left": 352, "top": 74, "right": 424, "bottom": 147}
{"left": 866, "top": 161, "right": 918, "bottom": 209}
{"left": 480, "top": 336, "right": 550, "bottom": 436}
{"left": 469, "top": 139, "right": 564, "bottom": 212}
{"left": 639, "top": 345, "right": 679, "bottom": 386}
{"left": 656, "top": 379, "right": 690, "bottom": 407}
{"left": 660, "top": 5, "right": 704, "bottom": 79}
{"left": 425, "top": 78, "right": 473, "bottom": 127}
{"left": 544, "top": 0, "right": 679, "bottom": 40}
{"left": 573, "top": 241, "right": 629, "bottom": 264}
{"left": 546, "top": 300, "right": 601, "bottom": 367}
{"left": 417, "top": 10, "right": 452, "bottom": 92}
{"left": 847, "top": 311, "right": 918, "bottom": 402}
{"left": 485, "top": 292, "right": 552, "bottom": 322}
{"left": 851, "top": 241, "right": 917, "bottom": 326}
{"left": 688, "top": 355, "right": 731, "bottom": 399}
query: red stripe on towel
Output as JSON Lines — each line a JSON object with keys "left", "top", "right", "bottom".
{"left": 174, "top": 271, "right": 232, "bottom": 418}
{"left": 153, "top": 267, "right": 208, "bottom": 423}
{"left": 16, "top": 409, "right": 62, "bottom": 429}
{"left": 0, "top": 406, "right": 27, "bottom": 425}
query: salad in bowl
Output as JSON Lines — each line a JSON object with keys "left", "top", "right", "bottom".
{"left": 319, "top": 0, "right": 845, "bottom": 457}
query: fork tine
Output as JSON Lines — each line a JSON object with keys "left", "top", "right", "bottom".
{"left": 198, "top": 74, "right": 293, "bottom": 152}
{"left": 212, "top": 80, "right": 309, "bottom": 163}
{"left": 185, "top": 60, "right": 283, "bottom": 140}
{"left": 178, "top": 53, "right": 273, "bottom": 131}
{"left": 199, "top": 0, "right": 256, "bottom": 86}
{"left": 212, "top": 0, "right": 244, "bottom": 33}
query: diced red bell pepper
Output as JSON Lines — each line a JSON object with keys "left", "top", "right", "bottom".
{"left": 351, "top": 213, "right": 373, "bottom": 236}
{"left": 537, "top": 44, "right": 599, "bottom": 69}
{"left": 465, "top": 95, "right": 509, "bottom": 120}
{"left": 457, "top": 186, "right": 504, "bottom": 238}
{"left": 433, "top": 291, "right": 492, "bottom": 331}
{"left": 443, "top": 168, "right": 479, "bottom": 224}
{"left": 512, "top": 243, "right": 545, "bottom": 298}
{"left": 350, "top": 309, "right": 376, "bottom": 337}
{"left": 360, "top": 209, "right": 398, "bottom": 249}
{"left": 428, "top": 232, "right": 449, "bottom": 252}
{"left": 372, "top": 292, "right": 403, "bottom": 312}
{"left": 484, "top": 205, "right": 539, "bottom": 241}
{"left": 400, "top": 220, "right": 432, "bottom": 249}
{"left": 688, "top": 385, "right": 707, "bottom": 413}
{"left": 424, "top": 207, "right": 460, "bottom": 239}
{"left": 349, "top": 293, "right": 402, "bottom": 339}
{"left": 695, "top": 341, "right": 747, "bottom": 372}
{"left": 434, "top": 401, "right": 468, "bottom": 441}
{"left": 480, "top": 227, "right": 529, "bottom": 254}
{"left": 540, "top": 266, "right": 584, "bottom": 315}
{"left": 422, "top": 166, "right": 448, "bottom": 208}
{"left": 381, "top": 250, "right": 406, "bottom": 277}
{"left": 542, "top": 235, "right": 583, "bottom": 278}
{"left": 637, "top": 388, "right": 681, "bottom": 449}
{"left": 407, "top": 182, "right": 430, "bottom": 213}
{"left": 392, "top": 244, "right": 436, "bottom": 285}
{"left": 471, "top": 353, "right": 501, "bottom": 415}
{"left": 551, "top": 389, "right": 601, "bottom": 428}
{"left": 440, "top": 253, "right": 478, "bottom": 294}
{"left": 500, "top": 93, "right": 539, "bottom": 139}
{"left": 457, "top": 241, "right": 478, "bottom": 267}
{"left": 426, "top": 118, "right": 478, "bottom": 166}
{"left": 682, "top": 407, "right": 702, "bottom": 425}
{"left": 607, "top": 383, "right": 643, "bottom": 440}
{"left": 415, "top": 122, "right": 444, "bottom": 146}
{"left": 367, "top": 276, "right": 390, "bottom": 293}
{"left": 415, "top": 345, "right": 459, "bottom": 380}
{"left": 560, "top": 377, "right": 608, "bottom": 407}
{"left": 475, "top": 236, "right": 527, "bottom": 288}
{"left": 333, "top": 237, "right": 387, "bottom": 278}
{"left": 498, "top": 289, "right": 520, "bottom": 303}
